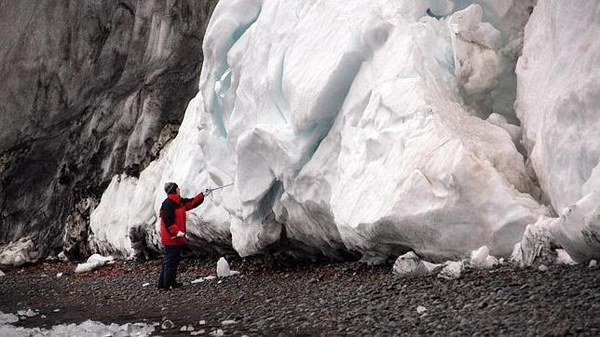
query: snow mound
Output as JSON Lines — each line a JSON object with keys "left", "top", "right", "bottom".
{"left": 74, "top": 254, "right": 114, "bottom": 273}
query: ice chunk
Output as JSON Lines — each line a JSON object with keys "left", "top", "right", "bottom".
{"left": 217, "top": 257, "right": 231, "bottom": 277}
{"left": 210, "top": 329, "right": 225, "bottom": 336}
{"left": 0, "top": 237, "right": 39, "bottom": 267}
{"left": 438, "top": 261, "right": 464, "bottom": 280}
{"left": 0, "top": 312, "right": 19, "bottom": 324}
{"left": 449, "top": 4, "right": 502, "bottom": 95}
{"left": 538, "top": 264, "right": 548, "bottom": 272}
{"left": 470, "top": 246, "right": 498, "bottom": 268}
{"left": 393, "top": 252, "right": 429, "bottom": 277}
{"left": 556, "top": 249, "right": 577, "bottom": 266}
{"left": 161, "top": 320, "right": 175, "bottom": 330}
{"left": 417, "top": 306, "right": 427, "bottom": 314}
{"left": 74, "top": 254, "right": 114, "bottom": 273}
{"left": 0, "top": 270, "right": 4, "bottom": 277}
{"left": 221, "top": 320, "right": 236, "bottom": 325}
{"left": 590, "top": 260, "right": 597, "bottom": 268}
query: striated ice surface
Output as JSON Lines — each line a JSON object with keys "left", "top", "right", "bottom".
{"left": 516, "top": 0, "right": 600, "bottom": 211}
{"left": 514, "top": 0, "right": 600, "bottom": 263}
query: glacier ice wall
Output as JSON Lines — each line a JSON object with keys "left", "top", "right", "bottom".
{"left": 514, "top": 0, "right": 600, "bottom": 262}
{"left": 90, "top": 0, "right": 551, "bottom": 262}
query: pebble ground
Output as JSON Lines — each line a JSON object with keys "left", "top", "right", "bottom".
{"left": 1, "top": 257, "right": 599, "bottom": 336}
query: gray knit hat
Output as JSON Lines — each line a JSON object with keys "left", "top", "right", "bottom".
{"left": 164, "top": 182, "right": 178, "bottom": 194}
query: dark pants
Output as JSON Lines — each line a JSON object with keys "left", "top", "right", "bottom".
{"left": 158, "top": 245, "right": 184, "bottom": 289}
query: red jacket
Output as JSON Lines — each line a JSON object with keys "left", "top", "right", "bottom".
{"left": 160, "top": 193, "right": 205, "bottom": 246}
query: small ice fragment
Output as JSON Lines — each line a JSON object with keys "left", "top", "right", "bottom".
{"left": 417, "top": 306, "right": 427, "bottom": 314}
{"left": 0, "top": 270, "right": 5, "bottom": 277}
{"left": 556, "top": 249, "right": 577, "bottom": 265}
{"left": 470, "top": 246, "right": 498, "bottom": 268}
{"left": 191, "top": 329, "right": 206, "bottom": 335}
{"left": 41, "top": 315, "right": 46, "bottom": 318}
{"left": 221, "top": 320, "right": 236, "bottom": 325}
{"left": 53, "top": 309, "right": 61, "bottom": 312}
{"left": 210, "top": 329, "right": 224, "bottom": 336}
{"left": 589, "top": 260, "right": 597, "bottom": 268}
{"left": 142, "top": 283, "right": 150, "bottom": 287}
{"left": 392, "top": 252, "right": 429, "bottom": 277}
{"left": 198, "top": 320, "right": 206, "bottom": 325}
{"left": 538, "top": 264, "right": 548, "bottom": 271}
{"left": 217, "top": 257, "right": 231, "bottom": 277}
{"left": 161, "top": 319, "right": 174, "bottom": 330}
{"left": 56, "top": 272, "right": 63, "bottom": 278}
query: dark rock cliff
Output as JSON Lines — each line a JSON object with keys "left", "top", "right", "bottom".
{"left": 0, "top": 0, "right": 218, "bottom": 259}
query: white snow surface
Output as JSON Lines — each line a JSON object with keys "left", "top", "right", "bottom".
{"left": 88, "top": 0, "right": 600, "bottom": 263}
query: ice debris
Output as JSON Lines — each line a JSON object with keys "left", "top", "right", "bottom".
{"left": 181, "top": 325, "right": 195, "bottom": 331}
{"left": 161, "top": 319, "right": 175, "bottom": 330}
{"left": 192, "top": 275, "right": 217, "bottom": 284}
{"left": 417, "top": 306, "right": 427, "bottom": 314}
{"left": 221, "top": 320, "right": 236, "bottom": 325}
{"left": 0, "top": 316, "right": 155, "bottom": 336}
{"left": 74, "top": 254, "right": 114, "bottom": 273}
{"left": 0, "top": 237, "right": 39, "bottom": 267}
{"left": 0, "top": 270, "right": 4, "bottom": 277}
{"left": 556, "top": 249, "right": 577, "bottom": 265}
{"left": 192, "top": 330, "right": 206, "bottom": 336}
{"left": 438, "top": 261, "right": 464, "bottom": 280}
{"left": 392, "top": 252, "right": 429, "bottom": 277}
{"left": 210, "top": 329, "right": 225, "bottom": 336}
{"left": 216, "top": 257, "right": 240, "bottom": 278}
{"left": 0, "top": 312, "right": 19, "bottom": 325}
{"left": 470, "top": 246, "right": 498, "bottom": 268}
{"left": 538, "top": 264, "right": 549, "bottom": 272}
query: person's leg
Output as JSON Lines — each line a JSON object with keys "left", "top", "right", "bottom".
{"left": 164, "top": 245, "right": 181, "bottom": 288}
{"left": 157, "top": 263, "right": 165, "bottom": 289}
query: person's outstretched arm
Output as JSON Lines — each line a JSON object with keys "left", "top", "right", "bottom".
{"left": 181, "top": 192, "right": 205, "bottom": 211}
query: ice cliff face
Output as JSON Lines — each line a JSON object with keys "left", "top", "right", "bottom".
{"left": 89, "top": 0, "right": 554, "bottom": 263}
{"left": 0, "top": 1, "right": 218, "bottom": 260}
{"left": 513, "top": 0, "right": 600, "bottom": 263}
{"left": 5, "top": 0, "right": 599, "bottom": 265}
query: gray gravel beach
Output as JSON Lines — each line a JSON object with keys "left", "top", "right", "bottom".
{"left": 1, "top": 257, "right": 599, "bottom": 336}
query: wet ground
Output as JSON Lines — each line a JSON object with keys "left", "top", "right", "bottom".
{"left": 1, "top": 257, "right": 599, "bottom": 336}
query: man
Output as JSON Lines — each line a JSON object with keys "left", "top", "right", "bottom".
{"left": 158, "top": 182, "right": 210, "bottom": 290}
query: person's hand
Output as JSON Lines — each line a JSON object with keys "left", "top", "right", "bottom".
{"left": 204, "top": 188, "right": 212, "bottom": 197}
{"left": 176, "top": 231, "right": 185, "bottom": 238}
